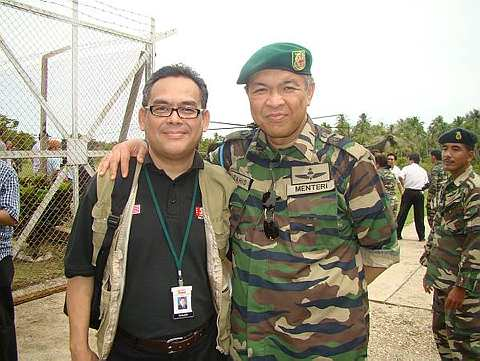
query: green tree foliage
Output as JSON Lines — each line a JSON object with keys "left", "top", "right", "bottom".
{"left": 335, "top": 114, "right": 351, "bottom": 137}
{"left": 427, "top": 116, "right": 450, "bottom": 150}
{"left": 198, "top": 133, "right": 224, "bottom": 158}
{"left": 453, "top": 109, "right": 480, "bottom": 135}
{"left": 392, "top": 116, "right": 428, "bottom": 154}
{"left": 351, "top": 113, "right": 372, "bottom": 145}
{"left": 0, "top": 113, "right": 35, "bottom": 150}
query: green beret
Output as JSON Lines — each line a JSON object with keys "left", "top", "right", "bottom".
{"left": 438, "top": 127, "right": 478, "bottom": 148}
{"left": 237, "top": 42, "right": 312, "bottom": 84}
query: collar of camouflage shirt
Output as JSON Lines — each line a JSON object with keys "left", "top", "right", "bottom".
{"left": 453, "top": 165, "right": 474, "bottom": 186}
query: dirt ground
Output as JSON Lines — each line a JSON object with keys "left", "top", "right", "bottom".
{"left": 369, "top": 302, "right": 439, "bottom": 361}
{"left": 15, "top": 291, "right": 440, "bottom": 361}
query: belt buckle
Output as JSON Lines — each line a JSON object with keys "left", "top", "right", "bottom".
{"left": 165, "top": 335, "right": 188, "bottom": 354}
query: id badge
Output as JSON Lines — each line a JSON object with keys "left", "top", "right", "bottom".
{"left": 171, "top": 285, "right": 194, "bottom": 320}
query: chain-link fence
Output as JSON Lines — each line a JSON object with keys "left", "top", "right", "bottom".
{"left": 0, "top": 0, "right": 172, "bottom": 290}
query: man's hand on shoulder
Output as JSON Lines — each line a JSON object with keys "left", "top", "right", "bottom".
{"left": 98, "top": 138, "right": 148, "bottom": 179}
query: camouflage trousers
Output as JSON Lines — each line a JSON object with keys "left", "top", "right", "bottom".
{"left": 432, "top": 288, "right": 480, "bottom": 360}
{"left": 391, "top": 198, "right": 399, "bottom": 216}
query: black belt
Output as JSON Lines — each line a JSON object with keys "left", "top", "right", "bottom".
{"left": 116, "top": 320, "right": 210, "bottom": 354}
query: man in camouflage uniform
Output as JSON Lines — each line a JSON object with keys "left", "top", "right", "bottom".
{"left": 421, "top": 128, "right": 480, "bottom": 360}
{"left": 426, "top": 149, "right": 447, "bottom": 228}
{"left": 209, "top": 43, "right": 399, "bottom": 360}
{"left": 375, "top": 153, "right": 398, "bottom": 215}
{"left": 100, "top": 43, "right": 399, "bottom": 360}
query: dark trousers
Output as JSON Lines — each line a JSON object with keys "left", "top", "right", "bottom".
{"left": 0, "top": 256, "right": 17, "bottom": 361}
{"left": 107, "top": 318, "right": 229, "bottom": 361}
{"left": 396, "top": 189, "right": 425, "bottom": 240}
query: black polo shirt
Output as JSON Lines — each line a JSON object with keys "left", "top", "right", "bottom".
{"left": 64, "top": 152, "right": 214, "bottom": 338}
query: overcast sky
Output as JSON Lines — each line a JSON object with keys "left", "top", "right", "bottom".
{"left": 112, "top": 0, "right": 479, "bottom": 135}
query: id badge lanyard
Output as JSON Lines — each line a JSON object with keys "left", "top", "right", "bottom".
{"left": 144, "top": 169, "right": 199, "bottom": 287}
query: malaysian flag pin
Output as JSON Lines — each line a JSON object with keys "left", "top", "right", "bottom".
{"left": 132, "top": 204, "right": 141, "bottom": 215}
{"left": 195, "top": 206, "right": 204, "bottom": 220}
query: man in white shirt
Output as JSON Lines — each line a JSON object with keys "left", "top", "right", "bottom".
{"left": 396, "top": 152, "right": 429, "bottom": 241}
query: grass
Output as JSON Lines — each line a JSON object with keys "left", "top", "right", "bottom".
{"left": 13, "top": 247, "right": 65, "bottom": 290}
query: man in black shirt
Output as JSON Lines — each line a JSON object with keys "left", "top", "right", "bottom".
{"left": 64, "top": 65, "right": 235, "bottom": 361}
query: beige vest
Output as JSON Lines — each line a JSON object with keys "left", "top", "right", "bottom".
{"left": 90, "top": 161, "right": 236, "bottom": 360}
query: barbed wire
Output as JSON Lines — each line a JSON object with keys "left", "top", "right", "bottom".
{"left": 90, "top": 0, "right": 151, "bottom": 21}
{"left": 80, "top": 0, "right": 151, "bottom": 26}
{"left": 30, "top": 0, "right": 151, "bottom": 35}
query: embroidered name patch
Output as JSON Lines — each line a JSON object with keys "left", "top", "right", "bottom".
{"left": 287, "top": 180, "right": 335, "bottom": 196}
{"left": 230, "top": 171, "right": 253, "bottom": 190}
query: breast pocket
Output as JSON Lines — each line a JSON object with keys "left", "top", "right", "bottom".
{"left": 441, "top": 195, "right": 465, "bottom": 234}
{"left": 287, "top": 189, "right": 340, "bottom": 253}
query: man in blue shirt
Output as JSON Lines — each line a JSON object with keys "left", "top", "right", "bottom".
{"left": 0, "top": 160, "right": 20, "bottom": 361}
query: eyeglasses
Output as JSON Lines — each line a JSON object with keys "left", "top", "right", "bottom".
{"left": 262, "top": 191, "right": 279, "bottom": 240}
{"left": 146, "top": 105, "right": 203, "bottom": 119}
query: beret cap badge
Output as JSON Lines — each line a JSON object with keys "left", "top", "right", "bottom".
{"left": 455, "top": 131, "right": 462, "bottom": 141}
{"left": 292, "top": 50, "right": 306, "bottom": 71}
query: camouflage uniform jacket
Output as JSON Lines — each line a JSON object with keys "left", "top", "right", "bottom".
{"left": 210, "top": 118, "right": 399, "bottom": 361}
{"left": 426, "top": 162, "right": 447, "bottom": 227}
{"left": 378, "top": 167, "right": 397, "bottom": 212}
{"left": 423, "top": 165, "right": 480, "bottom": 296}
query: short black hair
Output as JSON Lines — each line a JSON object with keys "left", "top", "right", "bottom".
{"left": 386, "top": 153, "right": 397, "bottom": 160}
{"left": 142, "top": 64, "right": 208, "bottom": 108}
{"left": 408, "top": 152, "right": 420, "bottom": 163}
{"left": 430, "top": 149, "right": 442, "bottom": 161}
{"left": 375, "top": 153, "right": 388, "bottom": 168}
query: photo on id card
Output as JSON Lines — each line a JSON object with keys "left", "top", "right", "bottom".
{"left": 171, "top": 285, "right": 194, "bottom": 319}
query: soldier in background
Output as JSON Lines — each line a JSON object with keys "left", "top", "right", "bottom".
{"left": 421, "top": 128, "right": 480, "bottom": 360}
{"left": 426, "top": 149, "right": 447, "bottom": 228}
{"left": 99, "top": 42, "right": 399, "bottom": 360}
{"left": 376, "top": 153, "right": 399, "bottom": 215}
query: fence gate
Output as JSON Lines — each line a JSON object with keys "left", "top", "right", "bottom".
{"left": 0, "top": 0, "right": 174, "bottom": 289}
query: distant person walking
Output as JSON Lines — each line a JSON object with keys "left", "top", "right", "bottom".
{"left": 396, "top": 152, "right": 429, "bottom": 241}
{"left": 426, "top": 149, "right": 447, "bottom": 228}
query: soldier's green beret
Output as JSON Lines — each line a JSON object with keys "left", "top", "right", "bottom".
{"left": 237, "top": 42, "right": 312, "bottom": 84}
{"left": 438, "top": 127, "right": 478, "bottom": 148}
